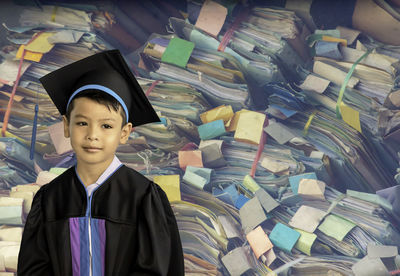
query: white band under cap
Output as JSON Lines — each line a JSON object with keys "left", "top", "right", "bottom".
{"left": 66, "top": 84, "right": 129, "bottom": 122}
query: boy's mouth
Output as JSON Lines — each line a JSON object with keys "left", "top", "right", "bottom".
{"left": 83, "top": 146, "right": 102, "bottom": 152}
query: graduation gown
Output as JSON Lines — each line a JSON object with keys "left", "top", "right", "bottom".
{"left": 17, "top": 165, "right": 184, "bottom": 276}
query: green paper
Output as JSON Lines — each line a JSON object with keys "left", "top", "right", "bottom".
{"left": 243, "top": 175, "right": 261, "bottom": 193}
{"left": 294, "top": 228, "right": 317, "bottom": 256}
{"left": 161, "top": 37, "right": 194, "bottom": 68}
{"left": 49, "top": 167, "right": 68, "bottom": 175}
{"left": 318, "top": 214, "right": 356, "bottom": 241}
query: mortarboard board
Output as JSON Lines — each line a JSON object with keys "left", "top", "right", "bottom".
{"left": 39, "top": 49, "right": 160, "bottom": 127}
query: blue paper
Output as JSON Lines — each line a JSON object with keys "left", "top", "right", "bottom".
{"left": 197, "top": 119, "right": 226, "bottom": 140}
{"left": 269, "top": 104, "right": 297, "bottom": 118}
{"left": 186, "top": 166, "right": 213, "bottom": 183}
{"left": 235, "top": 194, "right": 250, "bottom": 209}
{"left": 289, "top": 172, "right": 317, "bottom": 194}
{"left": 269, "top": 223, "right": 300, "bottom": 253}
{"left": 149, "top": 37, "right": 170, "bottom": 47}
{"left": 213, "top": 188, "right": 235, "bottom": 205}
{"left": 224, "top": 184, "right": 239, "bottom": 203}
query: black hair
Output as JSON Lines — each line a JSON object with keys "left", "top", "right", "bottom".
{"left": 65, "top": 90, "right": 127, "bottom": 127}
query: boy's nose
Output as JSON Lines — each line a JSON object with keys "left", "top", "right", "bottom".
{"left": 86, "top": 126, "right": 99, "bottom": 140}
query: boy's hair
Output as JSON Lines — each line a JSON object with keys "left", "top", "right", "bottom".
{"left": 65, "top": 90, "right": 127, "bottom": 127}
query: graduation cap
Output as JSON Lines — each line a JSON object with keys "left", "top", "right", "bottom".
{"left": 39, "top": 49, "right": 160, "bottom": 127}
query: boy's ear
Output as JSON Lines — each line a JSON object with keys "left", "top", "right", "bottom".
{"left": 62, "top": 115, "right": 70, "bottom": 138}
{"left": 119, "top": 122, "right": 132, "bottom": 144}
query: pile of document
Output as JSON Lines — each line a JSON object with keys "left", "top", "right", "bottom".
{"left": 1, "top": 1, "right": 400, "bottom": 275}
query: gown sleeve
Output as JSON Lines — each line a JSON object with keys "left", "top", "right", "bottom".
{"left": 133, "top": 182, "right": 184, "bottom": 276}
{"left": 17, "top": 186, "right": 52, "bottom": 275}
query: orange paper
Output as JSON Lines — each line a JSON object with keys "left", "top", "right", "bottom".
{"left": 178, "top": 150, "right": 203, "bottom": 170}
{"left": 195, "top": 0, "right": 227, "bottom": 37}
{"left": 246, "top": 226, "right": 273, "bottom": 259}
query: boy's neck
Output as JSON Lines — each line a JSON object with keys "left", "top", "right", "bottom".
{"left": 76, "top": 159, "right": 113, "bottom": 187}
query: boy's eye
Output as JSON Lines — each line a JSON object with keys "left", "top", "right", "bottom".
{"left": 77, "top": 122, "right": 87, "bottom": 126}
{"left": 102, "top": 124, "right": 112, "bottom": 129}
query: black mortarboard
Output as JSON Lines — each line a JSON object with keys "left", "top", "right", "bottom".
{"left": 39, "top": 49, "right": 160, "bottom": 127}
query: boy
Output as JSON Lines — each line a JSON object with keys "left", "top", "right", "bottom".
{"left": 17, "top": 50, "right": 185, "bottom": 276}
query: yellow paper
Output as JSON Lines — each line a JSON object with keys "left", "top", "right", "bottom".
{"left": 234, "top": 111, "right": 266, "bottom": 145}
{"left": 153, "top": 175, "right": 181, "bottom": 202}
{"left": 294, "top": 228, "right": 317, "bottom": 256}
{"left": 16, "top": 45, "right": 43, "bottom": 62}
{"left": 25, "top": 32, "right": 55, "bottom": 53}
{"left": 226, "top": 109, "right": 251, "bottom": 132}
{"left": 298, "top": 179, "right": 326, "bottom": 200}
{"left": 200, "top": 105, "right": 234, "bottom": 124}
{"left": 243, "top": 175, "right": 261, "bottom": 193}
{"left": 0, "top": 91, "right": 23, "bottom": 102}
{"left": 340, "top": 103, "right": 362, "bottom": 133}
{"left": 322, "top": 35, "right": 347, "bottom": 46}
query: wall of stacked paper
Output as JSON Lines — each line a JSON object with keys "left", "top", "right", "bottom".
{"left": 0, "top": 0, "right": 400, "bottom": 275}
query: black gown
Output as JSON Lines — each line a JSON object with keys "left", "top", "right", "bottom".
{"left": 17, "top": 165, "right": 185, "bottom": 276}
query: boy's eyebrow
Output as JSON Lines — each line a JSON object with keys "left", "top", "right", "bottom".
{"left": 74, "top": 114, "right": 116, "bottom": 121}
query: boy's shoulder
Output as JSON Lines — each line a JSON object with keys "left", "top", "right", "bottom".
{"left": 43, "top": 164, "right": 153, "bottom": 194}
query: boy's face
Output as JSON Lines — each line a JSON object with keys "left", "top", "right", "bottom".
{"left": 63, "top": 97, "right": 132, "bottom": 169}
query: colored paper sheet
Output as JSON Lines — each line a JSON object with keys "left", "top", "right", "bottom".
{"left": 266, "top": 104, "right": 297, "bottom": 120}
{"left": 352, "top": 255, "right": 390, "bottom": 276}
{"left": 183, "top": 170, "right": 208, "bottom": 190}
{"left": 199, "top": 143, "right": 226, "bottom": 168}
{"left": 200, "top": 105, "right": 234, "bottom": 124}
{"left": 48, "top": 121, "right": 72, "bottom": 155}
{"left": 367, "top": 244, "right": 398, "bottom": 258}
{"left": 234, "top": 111, "right": 265, "bottom": 145}
{"left": 186, "top": 166, "right": 213, "bottom": 183}
{"left": 294, "top": 228, "right": 317, "bottom": 256}
{"left": 195, "top": 0, "right": 228, "bottom": 37}
{"left": 49, "top": 168, "right": 68, "bottom": 175}
{"left": 198, "top": 119, "right": 226, "bottom": 140}
{"left": 36, "top": 171, "right": 58, "bottom": 186}
{"left": 289, "top": 205, "right": 327, "bottom": 233}
{"left": 261, "top": 157, "right": 289, "bottom": 174}
{"left": 347, "top": 189, "right": 393, "bottom": 211}
{"left": 298, "top": 179, "right": 326, "bottom": 200}
{"left": 269, "top": 223, "right": 300, "bottom": 253}
{"left": 0, "top": 91, "right": 23, "bottom": 102}
{"left": 9, "top": 191, "right": 33, "bottom": 215}
{"left": 264, "top": 248, "right": 276, "bottom": 266}
{"left": 299, "top": 74, "right": 330, "bottom": 94}
{"left": 199, "top": 139, "right": 223, "bottom": 150}
{"left": 16, "top": 45, "right": 43, "bottom": 62}
{"left": 239, "top": 197, "right": 267, "bottom": 234}
{"left": 255, "top": 188, "right": 279, "bottom": 213}
{"left": 242, "top": 175, "right": 261, "bottom": 193}
{"left": 24, "top": 32, "right": 55, "bottom": 53}
{"left": 178, "top": 150, "right": 203, "bottom": 170}
{"left": 213, "top": 188, "right": 235, "bottom": 205}
{"left": 340, "top": 103, "right": 362, "bottom": 133}
{"left": 223, "top": 184, "right": 239, "bottom": 203}
{"left": 218, "top": 215, "right": 240, "bottom": 239}
{"left": 263, "top": 121, "right": 296, "bottom": 145}
{"left": 161, "top": 37, "right": 194, "bottom": 68}
{"left": 226, "top": 109, "right": 250, "bottom": 132}
{"left": 336, "top": 26, "right": 361, "bottom": 45}
{"left": 246, "top": 226, "right": 273, "bottom": 259}
{"left": 235, "top": 194, "right": 250, "bottom": 209}
{"left": 221, "top": 246, "right": 253, "bottom": 276}
{"left": 289, "top": 172, "right": 317, "bottom": 194}
{"left": 153, "top": 175, "right": 181, "bottom": 202}
{"left": 318, "top": 214, "right": 356, "bottom": 241}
